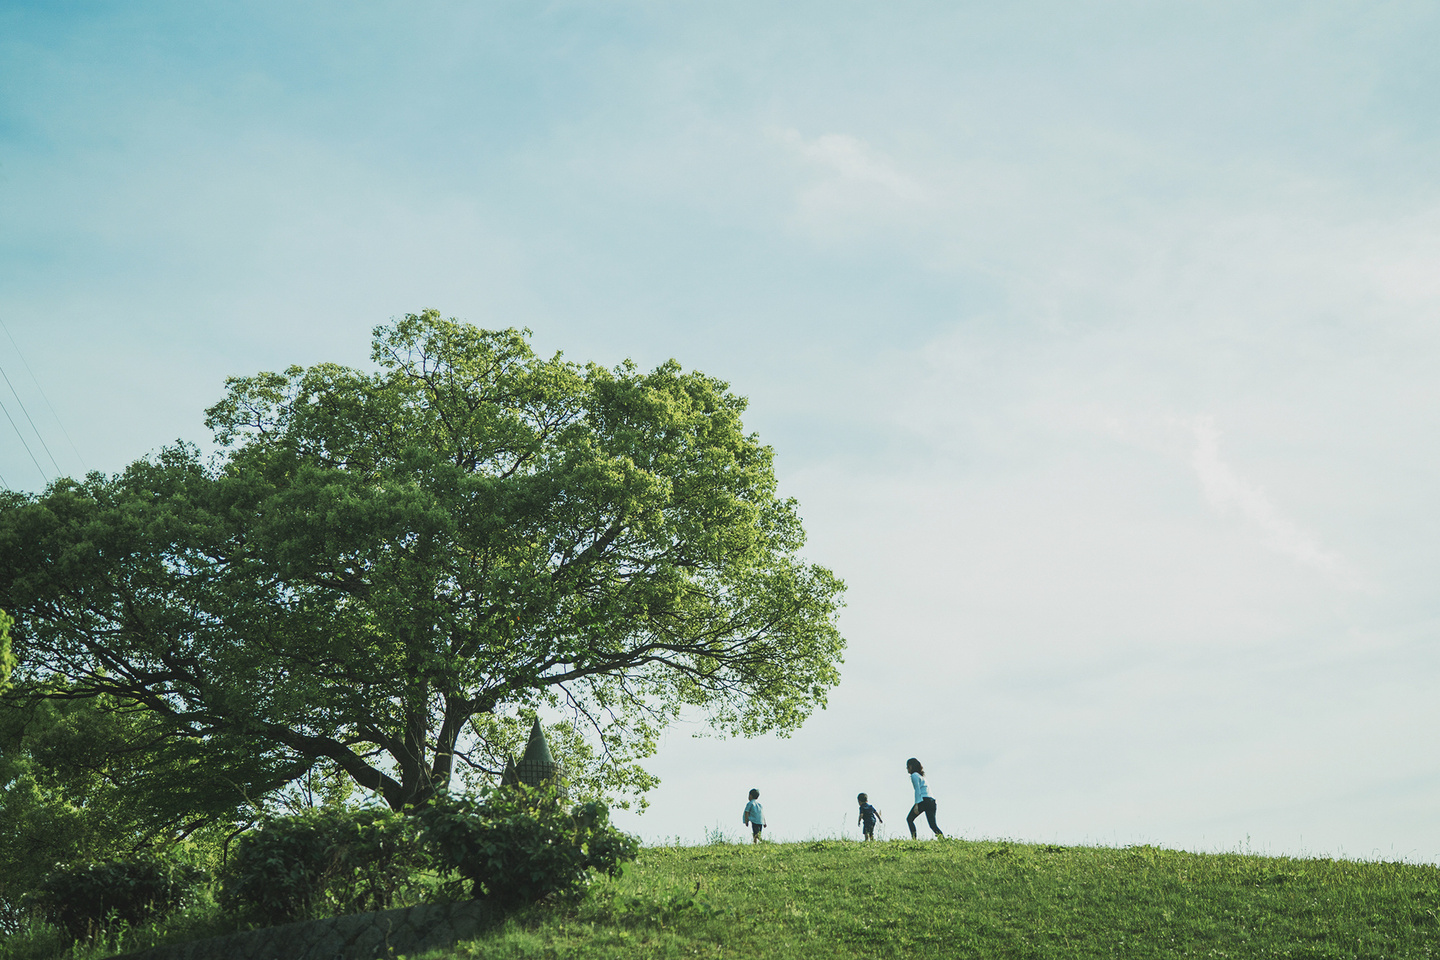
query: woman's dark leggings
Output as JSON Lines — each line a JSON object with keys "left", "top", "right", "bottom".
{"left": 907, "top": 797, "right": 941, "bottom": 837}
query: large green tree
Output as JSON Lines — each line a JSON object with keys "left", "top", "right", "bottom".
{"left": 0, "top": 313, "right": 845, "bottom": 815}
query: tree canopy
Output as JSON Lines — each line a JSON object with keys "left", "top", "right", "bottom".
{"left": 0, "top": 313, "right": 845, "bottom": 817}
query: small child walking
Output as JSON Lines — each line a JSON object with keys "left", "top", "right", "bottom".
{"left": 742, "top": 788, "right": 765, "bottom": 843}
{"left": 856, "top": 793, "right": 883, "bottom": 840}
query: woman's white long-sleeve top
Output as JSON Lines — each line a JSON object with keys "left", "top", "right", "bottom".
{"left": 911, "top": 772, "right": 930, "bottom": 805}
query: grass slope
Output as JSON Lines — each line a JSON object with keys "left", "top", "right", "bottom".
{"left": 431, "top": 839, "right": 1440, "bottom": 959}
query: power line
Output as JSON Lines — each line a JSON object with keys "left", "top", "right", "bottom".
{"left": 0, "top": 392, "right": 47, "bottom": 485}
{"left": 0, "top": 317, "right": 87, "bottom": 474}
{"left": 0, "top": 359, "right": 61, "bottom": 477}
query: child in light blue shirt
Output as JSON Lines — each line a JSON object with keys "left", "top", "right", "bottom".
{"left": 743, "top": 788, "right": 765, "bottom": 842}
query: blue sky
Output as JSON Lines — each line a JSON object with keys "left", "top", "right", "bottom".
{"left": 4, "top": 0, "right": 1440, "bottom": 859}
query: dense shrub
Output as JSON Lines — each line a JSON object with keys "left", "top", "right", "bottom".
{"left": 26, "top": 859, "right": 205, "bottom": 941}
{"left": 418, "top": 786, "right": 639, "bottom": 907}
{"left": 218, "top": 807, "right": 422, "bottom": 925}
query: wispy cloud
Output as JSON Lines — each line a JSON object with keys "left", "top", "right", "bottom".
{"left": 777, "top": 129, "right": 925, "bottom": 198}
{"left": 773, "top": 128, "right": 926, "bottom": 235}
{"left": 1188, "top": 416, "right": 1363, "bottom": 589}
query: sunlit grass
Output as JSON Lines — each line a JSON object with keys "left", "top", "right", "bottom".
{"left": 428, "top": 838, "right": 1440, "bottom": 959}
{"left": 5, "top": 839, "right": 1436, "bottom": 959}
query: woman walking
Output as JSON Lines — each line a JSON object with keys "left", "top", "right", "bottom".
{"left": 905, "top": 757, "right": 944, "bottom": 839}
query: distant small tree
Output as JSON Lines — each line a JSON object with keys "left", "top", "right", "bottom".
{"left": 0, "top": 312, "right": 846, "bottom": 816}
{"left": 0, "top": 608, "right": 13, "bottom": 690}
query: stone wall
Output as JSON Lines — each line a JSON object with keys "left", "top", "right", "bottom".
{"left": 120, "top": 900, "right": 499, "bottom": 960}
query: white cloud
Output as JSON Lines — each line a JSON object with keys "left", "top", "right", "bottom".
{"left": 1187, "top": 416, "right": 1364, "bottom": 589}
{"left": 773, "top": 128, "right": 926, "bottom": 234}
{"left": 777, "top": 129, "right": 925, "bottom": 198}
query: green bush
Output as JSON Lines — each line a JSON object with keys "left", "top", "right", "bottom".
{"left": 218, "top": 807, "right": 422, "bottom": 925}
{"left": 26, "top": 859, "right": 205, "bottom": 942}
{"left": 418, "top": 786, "right": 639, "bottom": 907}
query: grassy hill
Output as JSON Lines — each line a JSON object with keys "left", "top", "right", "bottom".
{"left": 427, "top": 838, "right": 1439, "bottom": 959}
{"left": 4, "top": 837, "right": 1436, "bottom": 959}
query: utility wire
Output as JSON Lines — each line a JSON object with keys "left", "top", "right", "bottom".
{"left": 0, "top": 317, "right": 86, "bottom": 474}
{"left": 0, "top": 359, "right": 61, "bottom": 477}
{"left": 0, "top": 392, "right": 47, "bottom": 485}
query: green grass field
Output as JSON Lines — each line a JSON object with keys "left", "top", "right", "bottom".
{"left": 4, "top": 837, "right": 1437, "bottom": 959}
{"left": 427, "top": 838, "right": 1440, "bottom": 959}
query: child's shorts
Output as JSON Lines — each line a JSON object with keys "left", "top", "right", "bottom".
{"left": 752, "top": 823, "right": 764, "bottom": 838}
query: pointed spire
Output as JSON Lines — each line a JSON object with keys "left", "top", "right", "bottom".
{"left": 520, "top": 717, "right": 554, "bottom": 768}
{"left": 512, "top": 717, "right": 564, "bottom": 791}
{"left": 500, "top": 755, "right": 519, "bottom": 786}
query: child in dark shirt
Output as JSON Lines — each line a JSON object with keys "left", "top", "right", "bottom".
{"left": 857, "top": 792, "right": 882, "bottom": 840}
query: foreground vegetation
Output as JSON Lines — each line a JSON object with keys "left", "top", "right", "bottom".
{"left": 0, "top": 787, "right": 636, "bottom": 960}
{"left": 7, "top": 837, "right": 1435, "bottom": 960}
